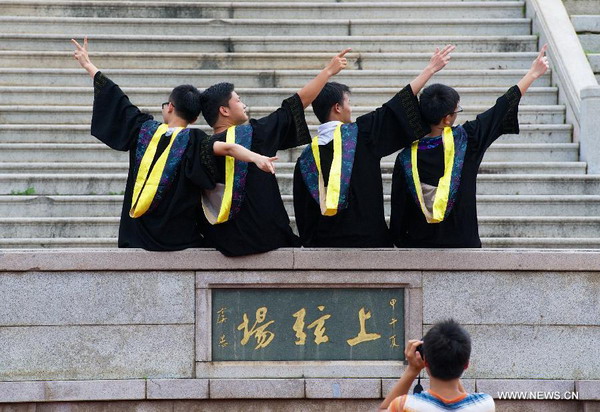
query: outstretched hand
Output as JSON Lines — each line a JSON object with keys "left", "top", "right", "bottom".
{"left": 325, "top": 48, "right": 351, "bottom": 77}
{"left": 71, "top": 36, "right": 99, "bottom": 78}
{"left": 254, "top": 155, "right": 278, "bottom": 174}
{"left": 427, "top": 44, "right": 455, "bottom": 74}
{"left": 529, "top": 44, "right": 549, "bottom": 79}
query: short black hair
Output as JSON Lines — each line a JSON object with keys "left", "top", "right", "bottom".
{"left": 312, "top": 82, "right": 351, "bottom": 123}
{"left": 419, "top": 83, "right": 461, "bottom": 125}
{"left": 200, "top": 82, "right": 235, "bottom": 127}
{"left": 422, "top": 319, "right": 471, "bottom": 381}
{"left": 168, "top": 84, "right": 202, "bottom": 123}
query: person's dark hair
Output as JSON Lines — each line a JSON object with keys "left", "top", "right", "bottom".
{"left": 199, "top": 82, "right": 235, "bottom": 127}
{"left": 168, "top": 84, "right": 202, "bottom": 123}
{"left": 312, "top": 82, "right": 351, "bottom": 123}
{"left": 422, "top": 319, "right": 471, "bottom": 381}
{"left": 419, "top": 83, "right": 461, "bottom": 125}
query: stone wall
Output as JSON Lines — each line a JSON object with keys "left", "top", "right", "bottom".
{"left": 0, "top": 249, "right": 598, "bottom": 410}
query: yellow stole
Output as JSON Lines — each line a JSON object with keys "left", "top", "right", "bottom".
{"left": 129, "top": 124, "right": 184, "bottom": 218}
{"left": 202, "top": 125, "right": 238, "bottom": 225}
{"left": 410, "top": 126, "right": 455, "bottom": 223}
{"left": 311, "top": 124, "right": 343, "bottom": 216}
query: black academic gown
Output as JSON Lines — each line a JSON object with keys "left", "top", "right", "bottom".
{"left": 390, "top": 85, "right": 522, "bottom": 248}
{"left": 91, "top": 72, "right": 216, "bottom": 251}
{"left": 293, "top": 85, "right": 428, "bottom": 248}
{"left": 200, "top": 94, "right": 310, "bottom": 256}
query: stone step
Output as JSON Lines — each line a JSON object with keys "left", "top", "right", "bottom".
{"left": 572, "top": 15, "right": 600, "bottom": 32}
{"left": 482, "top": 237, "right": 600, "bottom": 249}
{"left": 563, "top": 0, "right": 599, "bottom": 15}
{"left": 0, "top": 34, "right": 538, "bottom": 53}
{"left": 0, "top": 51, "right": 542, "bottom": 70}
{"left": 0, "top": 140, "right": 577, "bottom": 162}
{"left": 0, "top": 2, "right": 526, "bottom": 19}
{"left": 477, "top": 216, "right": 600, "bottom": 238}
{"left": 0, "top": 17, "right": 532, "bottom": 36}
{"left": 0, "top": 86, "right": 558, "bottom": 106}
{"left": 0, "top": 68, "right": 550, "bottom": 88}
{"left": 2, "top": 174, "right": 598, "bottom": 196}
{"left": 578, "top": 35, "right": 600, "bottom": 53}
{"left": 0, "top": 103, "right": 563, "bottom": 124}
{"left": 0, "top": 160, "right": 585, "bottom": 175}
{"left": 0, "top": 215, "right": 597, "bottom": 239}
{"left": 3, "top": 194, "right": 600, "bottom": 218}
{"left": 97, "top": 0, "right": 525, "bottom": 2}
{"left": 589, "top": 54, "right": 600, "bottom": 74}
{"left": 2, "top": 236, "right": 598, "bottom": 249}
{"left": 0, "top": 124, "right": 573, "bottom": 144}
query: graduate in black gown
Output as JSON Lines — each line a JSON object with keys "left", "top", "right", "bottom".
{"left": 72, "top": 37, "right": 277, "bottom": 251}
{"left": 390, "top": 45, "right": 550, "bottom": 248}
{"left": 198, "top": 50, "right": 351, "bottom": 256}
{"left": 293, "top": 46, "right": 455, "bottom": 248}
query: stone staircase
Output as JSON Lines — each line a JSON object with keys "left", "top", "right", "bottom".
{"left": 0, "top": 0, "right": 597, "bottom": 248}
{"left": 566, "top": 1, "right": 600, "bottom": 84}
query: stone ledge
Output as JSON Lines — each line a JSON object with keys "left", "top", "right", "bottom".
{"left": 3, "top": 249, "right": 600, "bottom": 272}
{"left": 147, "top": 379, "right": 209, "bottom": 400}
{"left": 0, "top": 379, "right": 596, "bottom": 402}
{"left": 0, "top": 380, "right": 145, "bottom": 402}
{"left": 305, "top": 379, "right": 380, "bottom": 399}
{"left": 209, "top": 379, "right": 304, "bottom": 399}
{"left": 575, "top": 380, "right": 600, "bottom": 400}
{"left": 476, "top": 379, "right": 575, "bottom": 399}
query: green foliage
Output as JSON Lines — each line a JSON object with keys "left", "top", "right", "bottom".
{"left": 10, "top": 187, "right": 35, "bottom": 195}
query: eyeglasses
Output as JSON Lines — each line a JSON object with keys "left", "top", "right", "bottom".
{"left": 449, "top": 104, "right": 463, "bottom": 115}
{"left": 161, "top": 102, "right": 171, "bottom": 109}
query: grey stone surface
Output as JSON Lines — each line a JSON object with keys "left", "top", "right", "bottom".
{"left": 423, "top": 271, "right": 600, "bottom": 325}
{"left": 147, "top": 379, "right": 209, "bottom": 400}
{"left": 494, "top": 400, "right": 581, "bottom": 412}
{"left": 0, "top": 250, "right": 294, "bottom": 272}
{"left": 0, "top": 380, "right": 145, "bottom": 402}
{"left": 209, "top": 379, "right": 304, "bottom": 399}
{"left": 173, "top": 399, "right": 382, "bottom": 412}
{"left": 196, "top": 270, "right": 421, "bottom": 288}
{"left": 580, "top": 86, "right": 600, "bottom": 173}
{"left": 0, "top": 271, "right": 194, "bottom": 326}
{"left": 291, "top": 249, "right": 600, "bottom": 271}
{"left": 197, "top": 361, "right": 402, "bottom": 379}
{"left": 196, "top": 289, "right": 211, "bottom": 362}
{"left": 405, "top": 288, "right": 423, "bottom": 344}
{"left": 476, "top": 379, "right": 575, "bottom": 399}
{"left": 460, "top": 325, "right": 600, "bottom": 380}
{"left": 305, "top": 379, "right": 380, "bottom": 399}
{"left": 381, "top": 379, "right": 477, "bottom": 397}
{"left": 577, "top": 381, "right": 600, "bottom": 400}
{"left": 0, "top": 325, "right": 194, "bottom": 381}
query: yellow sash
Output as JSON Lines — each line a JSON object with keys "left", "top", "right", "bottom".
{"left": 215, "top": 125, "right": 237, "bottom": 223}
{"left": 311, "top": 124, "right": 343, "bottom": 216}
{"left": 129, "top": 124, "right": 184, "bottom": 218}
{"left": 410, "top": 126, "right": 455, "bottom": 223}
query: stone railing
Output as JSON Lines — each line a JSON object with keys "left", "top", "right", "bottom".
{"left": 0, "top": 248, "right": 599, "bottom": 409}
{"left": 526, "top": 0, "right": 600, "bottom": 172}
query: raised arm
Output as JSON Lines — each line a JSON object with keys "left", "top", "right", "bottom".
{"left": 297, "top": 48, "right": 351, "bottom": 109}
{"left": 379, "top": 339, "right": 426, "bottom": 410}
{"left": 517, "top": 44, "right": 549, "bottom": 95}
{"left": 72, "top": 36, "right": 99, "bottom": 78}
{"left": 213, "top": 141, "right": 277, "bottom": 174}
{"left": 410, "top": 44, "right": 455, "bottom": 95}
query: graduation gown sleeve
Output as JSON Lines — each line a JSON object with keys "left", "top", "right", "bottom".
{"left": 462, "top": 85, "right": 522, "bottom": 157}
{"left": 355, "top": 84, "right": 430, "bottom": 158}
{"left": 90, "top": 71, "right": 153, "bottom": 151}
{"left": 249, "top": 93, "right": 311, "bottom": 157}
